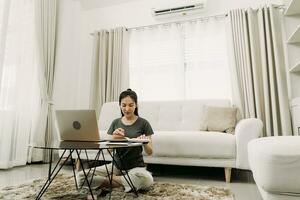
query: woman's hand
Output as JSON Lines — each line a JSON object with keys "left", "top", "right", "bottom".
{"left": 112, "top": 128, "right": 125, "bottom": 139}
{"left": 138, "top": 134, "right": 153, "bottom": 155}
{"left": 137, "top": 134, "right": 149, "bottom": 140}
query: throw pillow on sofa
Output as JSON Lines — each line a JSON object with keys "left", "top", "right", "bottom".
{"left": 201, "top": 106, "right": 238, "bottom": 134}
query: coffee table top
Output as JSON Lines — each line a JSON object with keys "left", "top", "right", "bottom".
{"left": 31, "top": 140, "right": 144, "bottom": 150}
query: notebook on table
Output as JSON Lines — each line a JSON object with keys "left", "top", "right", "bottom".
{"left": 106, "top": 137, "right": 150, "bottom": 144}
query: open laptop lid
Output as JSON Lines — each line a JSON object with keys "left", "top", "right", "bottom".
{"left": 55, "top": 109, "right": 100, "bottom": 142}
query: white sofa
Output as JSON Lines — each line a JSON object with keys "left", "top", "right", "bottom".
{"left": 98, "top": 100, "right": 263, "bottom": 182}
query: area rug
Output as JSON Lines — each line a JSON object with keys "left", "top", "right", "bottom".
{"left": 0, "top": 174, "right": 235, "bottom": 200}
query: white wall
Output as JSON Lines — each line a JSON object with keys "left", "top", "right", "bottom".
{"left": 55, "top": 0, "right": 284, "bottom": 108}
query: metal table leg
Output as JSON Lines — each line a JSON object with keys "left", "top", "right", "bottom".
{"left": 75, "top": 150, "right": 96, "bottom": 200}
{"left": 77, "top": 150, "right": 101, "bottom": 189}
{"left": 106, "top": 148, "right": 139, "bottom": 197}
{"left": 36, "top": 149, "right": 73, "bottom": 200}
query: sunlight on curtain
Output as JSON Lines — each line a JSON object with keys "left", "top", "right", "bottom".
{"left": 129, "top": 24, "right": 184, "bottom": 101}
{"left": 184, "top": 18, "right": 231, "bottom": 99}
{"left": 0, "top": 0, "right": 40, "bottom": 169}
{"left": 129, "top": 17, "right": 231, "bottom": 101}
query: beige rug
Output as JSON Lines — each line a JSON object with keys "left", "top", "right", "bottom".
{"left": 0, "top": 174, "right": 235, "bottom": 200}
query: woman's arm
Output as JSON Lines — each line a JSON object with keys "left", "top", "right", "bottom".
{"left": 138, "top": 135, "right": 153, "bottom": 155}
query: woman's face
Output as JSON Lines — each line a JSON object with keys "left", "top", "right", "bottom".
{"left": 120, "top": 96, "right": 136, "bottom": 118}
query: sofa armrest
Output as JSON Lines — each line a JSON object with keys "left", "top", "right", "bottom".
{"left": 235, "top": 118, "right": 263, "bottom": 170}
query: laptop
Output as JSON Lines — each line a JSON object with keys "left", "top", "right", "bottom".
{"left": 55, "top": 109, "right": 101, "bottom": 142}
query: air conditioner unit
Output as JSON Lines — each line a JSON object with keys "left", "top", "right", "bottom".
{"left": 152, "top": 1, "right": 206, "bottom": 18}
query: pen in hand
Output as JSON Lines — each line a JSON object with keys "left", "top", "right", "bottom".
{"left": 112, "top": 128, "right": 125, "bottom": 139}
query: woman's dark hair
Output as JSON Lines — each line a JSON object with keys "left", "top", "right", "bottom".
{"left": 119, "top": 89, "right": 139, "bottom": 116}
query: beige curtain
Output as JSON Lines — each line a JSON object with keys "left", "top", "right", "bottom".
{"left": 229, "top": 6, "right": 292, "bottom": 136}
{"left": 28, "top": 0, "right": 58, "bottom": 162}
{"left": 0, "top": 0, "right": 41, "bottom": 169}
{"left": 90, "top": 27, "right": 129, "bottom": 117}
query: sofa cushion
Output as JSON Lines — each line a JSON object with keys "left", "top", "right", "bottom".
{"left": 99, "top": 100, "right": 231, "bottom": 131}
{"left": 136, "top": 100, "right": 230, "bottom": 131}
{"left": 202, "top": 106, "right": 237, "bottom": 134}
{"left": 152, "top": 131, "right": 236, "bottom": 158}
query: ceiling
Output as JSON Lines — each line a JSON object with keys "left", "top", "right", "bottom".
{"left": 79, "top": 0, "right": 139, "bottom": 10}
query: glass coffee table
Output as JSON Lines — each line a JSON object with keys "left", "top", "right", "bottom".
{"left": 33, "top": 141, "right": 143, "bottom": 200}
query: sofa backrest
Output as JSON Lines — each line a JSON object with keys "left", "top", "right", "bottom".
{"left": 99, "top": 99, "right": 230, "bottom": 131}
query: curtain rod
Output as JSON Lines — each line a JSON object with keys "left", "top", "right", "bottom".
{"left": 89, "top": 13, "right": 227, "bottom": 35}
{"left": 127, "top": 4, "right": 285, "bottom": 31}
{"left": 273, "top": 4, "right": 285, "bottom": 9}
{"left": 128, "top": 13, "right": 228, "bottom": 31}
{"left": 90, "top": 4, "right": 285, "bottom": 35}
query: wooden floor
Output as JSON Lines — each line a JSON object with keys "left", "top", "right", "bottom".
{"left": 0, "top": 163, "right": 262, "bottom": 200}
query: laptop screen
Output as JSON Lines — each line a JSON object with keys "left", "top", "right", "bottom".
{"left": 55, "top": 110, "right": 100, "bottom": 142}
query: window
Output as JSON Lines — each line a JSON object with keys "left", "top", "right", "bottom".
{"left": 129, "top": 17, "right": 231, "bottom": 101}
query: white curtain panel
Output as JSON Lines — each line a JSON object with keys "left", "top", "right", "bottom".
{"left": 0, "top": 0, "right": 40, "bottom": 169}
{"left": 90, "top": 27, "right": 129, "bottom": 117}
{"left": 28, "top": 0, "right": 58, "bottom": 162}
{"left": 229, "top": 6, "right": 292, "bottom": 136}
{"left": 129, "top": 24, "right": 184, "bottom": 100}
{"left": 129, "top": 18, "right": 231, "bottom": 101}
{"left": 183, "top": 18, "right": 231, "bottom": 100}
